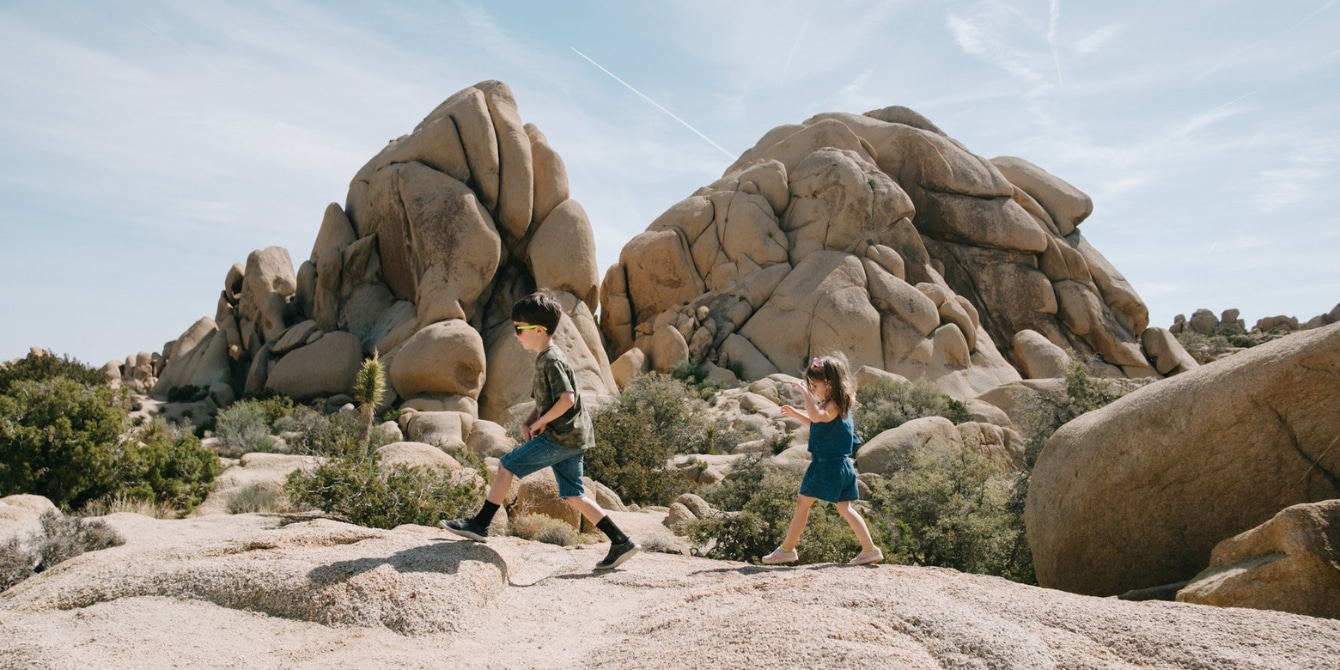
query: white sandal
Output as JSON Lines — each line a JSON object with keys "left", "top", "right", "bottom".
{"left": 849, "top": 548, "right": 884, "bottom": 566}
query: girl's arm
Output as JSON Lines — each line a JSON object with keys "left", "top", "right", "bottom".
{"left": 529, "top": 391, "right": 575, "bottom": 435}
{"left": 782, "top": 382, "right": 838, "bottom": 424}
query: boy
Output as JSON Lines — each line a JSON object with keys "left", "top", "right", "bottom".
{"left": 440, "top": 292, "right": 639, "bottom": 571}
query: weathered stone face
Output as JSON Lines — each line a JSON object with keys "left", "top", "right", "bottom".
{"left": 172, "top": 81, "right": 616, "bottom": 414}
{"left": 602, "top": 107, "right": 1180, "bottom": 397}
{"left": 1026, "top": 323, "right": 1340, "bottom": 597}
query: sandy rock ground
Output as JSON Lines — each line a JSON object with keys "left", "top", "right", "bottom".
{"left": 2, "top": 512, "right": 1338, "bottom": 669}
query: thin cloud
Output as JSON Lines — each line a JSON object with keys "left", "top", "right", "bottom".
{"left": 1196, "top": 0, "right": 1338, "bottom": 80}
{"left": 1047, "top": 0, "right": 1063, "bottom": 85}
{"left": 1073, "top": 24, "right": 1122, "bottom": 55}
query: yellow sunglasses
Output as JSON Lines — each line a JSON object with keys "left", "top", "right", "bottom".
{"left": 513, "top": 324, "right": 545, "bottom": 334}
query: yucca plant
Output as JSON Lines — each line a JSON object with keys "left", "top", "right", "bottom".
{"left": 352, "top": 351, "right": 386, "bottom": 457}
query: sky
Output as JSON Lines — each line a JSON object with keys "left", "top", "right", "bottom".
{"left": 2, "top": 0, "right": 1338, "bottom": 366}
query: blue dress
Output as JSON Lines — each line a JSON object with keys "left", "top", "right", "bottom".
{"left": 798, "top": 414, "right": 860, "bottom": 503}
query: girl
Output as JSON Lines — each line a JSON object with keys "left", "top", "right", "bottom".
{"left": 764, "top": 355, "right": 883, "bottom": 566}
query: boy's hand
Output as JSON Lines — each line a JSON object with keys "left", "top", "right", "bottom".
{"left": 530, "top": 419, "right": 548, "bottom": 435}
{"left": 521, "top": 423, "right": 534, "bottom": 440}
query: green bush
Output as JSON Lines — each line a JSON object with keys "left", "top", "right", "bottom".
{"left": 587, "top": 374, "right": 751, "bottom": 505}
{"left": 854, "top": 378, "right": 969, "bottom": 441}
{"left": 214, "top": 401, "right": 278, "bottom": 455}
{"left": 1, "top": 510, "right": 123, "bottom": 593}
{"left": 110, "top": 420, "right": 221, "bottom": 512}
{"left": 0, "top": 376, "right": 220, "bottom": 514}
{"left": 285, "top": 455, "right": 482, "bottom": 529}
{"left": 865, "top": 447, "right": 1025, "bottom": 578}
{"left": 0, "top": 351, "right": 107, "bottom": 394}
{"left": 275, "top": 406, "right": 395, "bottom": 457}
{"left": 687, "top": 459, "right": 863, "bottom": 564}
{"left": 0, "top": 378, "right": 126, "bottom": 509}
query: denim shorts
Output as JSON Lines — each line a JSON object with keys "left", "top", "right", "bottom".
{"left": 499, "top": 433, "right": 586, "bottom": 498}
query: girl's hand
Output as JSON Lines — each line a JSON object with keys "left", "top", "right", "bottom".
{"left": 521, "top": 423, "right": 534, "bottom": 440}
{"left": 780, "top": 405, "right": 800, "bottom": 418}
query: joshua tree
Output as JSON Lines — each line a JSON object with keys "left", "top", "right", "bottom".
{"left": 352, "top": 351, "right": 386, "bottom": 457}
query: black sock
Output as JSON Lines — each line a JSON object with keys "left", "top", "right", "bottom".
{"left": 596, "top": 516, "right": 628, "bottom": 545}
{"left": 474, "top": 501, "right": 500, "bottom": 527}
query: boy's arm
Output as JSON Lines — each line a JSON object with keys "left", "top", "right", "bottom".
{"left": 529, "top": 391, "right": 575, "bottom": 435}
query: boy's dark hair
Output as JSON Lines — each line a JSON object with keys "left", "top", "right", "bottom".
{"left": 511, "top": 292, "right": 562, "bottom": 333}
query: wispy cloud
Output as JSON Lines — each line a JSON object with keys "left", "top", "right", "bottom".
{"left": 1196, "top": 0, "right": 1338, "bottom": 80}
{"left": 1073, "top": 24, "right": 1121, "bottom": 55}
{"left": 1253, "top": 136, "right": 1340, "bottom": 211}
{"left": 1047, "top": 0, "right": 1063, "bottom": 85}
{"left": 946, "top": 12, "right": 1051, "bottom": 92}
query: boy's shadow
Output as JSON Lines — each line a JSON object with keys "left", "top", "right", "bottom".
{"left": 306, "top": 538, "right": 510, "bottom": 586}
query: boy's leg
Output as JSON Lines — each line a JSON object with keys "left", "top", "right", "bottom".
{"left": 552, "top": 453, "right": 638, "bottom": 570}
{"left": 441, "top": 436, "right": 554, "bottom": 542}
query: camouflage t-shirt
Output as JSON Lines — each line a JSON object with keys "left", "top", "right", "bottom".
{"left": 532, "top": 345, "right": 593, "bottom": 450}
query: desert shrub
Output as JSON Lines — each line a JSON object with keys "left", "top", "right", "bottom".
{"left": 285, "top": 455, "right": 482, "bottom": 529}
{"left": 865, "top": 447, "right": 1024, "bottom": 578}
{"left": 0, "top": 510, "right": 123, "bottom": 592}
{"left": 0, "top": 351, "right": 107, "bottom": 394}
{"left": 79, "top": 493, "right": 177, "bottom": 519}
{"left": 227, "top": 483, "right": 285, "bottom": 514}
{"left": 275, "top": 406, "right": 395, "bottom": 457}
{"left": 510, "top": 514, "right": 579, "bottom": 547}
{"left": 587, "top": 374, "right": 748, "bottom": 505}
{"left": 110, "top": 420, "right": 221, "bottom": 512}
{"left": 214, "top": 401, "right": 280, "bottom": 455}
{"left": 854, "top": 378, "right": 969, "bottom": 441}
{"left": 0, "top": 378, "right": 126, "bottom": 509}
{"left": 687, "top": 459, "right": 863, "bottom": 564}
{"left": 0, "top": 378, "right": 217, "bottom": 514}
{"left": 166, "top": 385, "right": 209, "bottom": 403}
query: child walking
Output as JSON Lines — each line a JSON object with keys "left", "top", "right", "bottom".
{"left": 764, "top": 355, "right": 883, "bottom": 566}
{"left": 440, "top": 292, "right": 639, "bottom": 571}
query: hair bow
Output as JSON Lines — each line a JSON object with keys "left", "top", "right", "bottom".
{"left": 809, "top": 357, "right": 822, "bottom": 370}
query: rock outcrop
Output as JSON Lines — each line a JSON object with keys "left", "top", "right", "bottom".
{"left": 600, "top": 107, "right": 1192, "bottom": 397}
{"left": 142, "top": 81, "right": 618, "bottom": 441}
{"left": 1026, "top": 323, "right": 1340, "bottom": 596}
{"left": 3, "top": 511, "right": 1340, "bottom": 668}
{"left": 1178, "top": 499, "right": 1340, "bottom": 619}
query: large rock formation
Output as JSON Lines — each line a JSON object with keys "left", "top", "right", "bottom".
{"left": 1178, "top": 499, "right": 1340, "bottom": 619}
{"left": 146, "top": 82, "right": 617, "bottom": 432}
{"left": 4, "top": 511, "right": 1340, "bottom": 667}
{"left": 600, "top": 107, "right": 1190, "bottom": 396}
{"left": 1026, "top": 322, "right": 1340, "bottom": 596}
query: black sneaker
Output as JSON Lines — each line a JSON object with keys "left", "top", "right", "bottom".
{"left": 594, "top": 539, "right": 639, "bottom": 571}
{"left": 439, "top": 517, "right": 488, "bottom": 542}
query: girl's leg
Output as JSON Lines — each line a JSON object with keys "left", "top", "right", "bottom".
{"left": 779, "top": 495, "right": 817, "bottom": 551}
{"left": 835, "top": 501, "right": 877, "bottom": 552}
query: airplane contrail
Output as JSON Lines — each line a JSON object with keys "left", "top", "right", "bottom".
{"left": 571, "top": 47, "right": 737, "bottom": 161}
